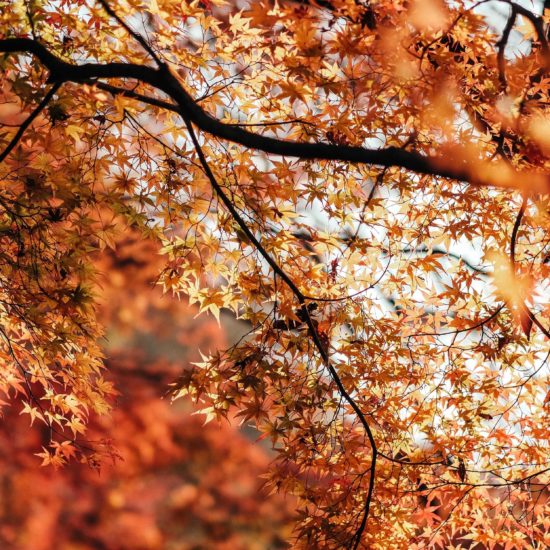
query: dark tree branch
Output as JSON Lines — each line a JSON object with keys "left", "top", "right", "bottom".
{"left": 510, "top": 196, "right": 527, "bottom": 266}
{"left": 0, "top": 38, "right": 548, "bottom": 194}
{"left": 96, "top": 82, "right": 314, "bottom": 127}
{"left": 183, "top": 116, "right": 377, "bottom": 549}
{"left": 496, "top": 5, "right": 517, "bottom": 91}
{"left": 500, "top": 1, "right": 550, "bottom": 66}
{"left": 509, "top": 197, "right": 550, "bottom": 339}
{"left": 527, "top": 308, "right": 550, "bottom": 339}
{"left": 400, "top": 246, "right": 491, "bottom": 275}
{"left": 0, "top": 82, "right": 61, "bottom": 163}
{"left": 410, "top": 305, "right": 505, "bottom": 338}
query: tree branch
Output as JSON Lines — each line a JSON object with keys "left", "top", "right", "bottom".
{"left": 1, "top": 38, "right": 548, "bottom": 194}
{"left": 183, "top": 116, "right": 377, "bottom": 549}
{"left": 510, "top": 195, "right": 526, "bottom": 266}
{"left": 496, "top": 5, "right": 517, "bottom": 91}
{"left": 399, "top": 246, "right": 491, "bottom": 275}
{"left": 0, "top": 82, "right": 61, "bottom": 163}
{"left": 500, "top": 1, "right": 550, "bottom": 67}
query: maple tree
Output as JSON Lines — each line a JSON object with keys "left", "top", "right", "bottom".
{"left": 1, "top": 0, "right": 550, "bottom": 547}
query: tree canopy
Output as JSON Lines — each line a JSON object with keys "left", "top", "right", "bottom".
{"left": 0, "top": 0, "right": 549, "bottom": 547}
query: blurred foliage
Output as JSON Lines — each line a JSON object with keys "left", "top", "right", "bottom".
{"left": 0, "top": 234, "right": 294, "bottom": 549}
